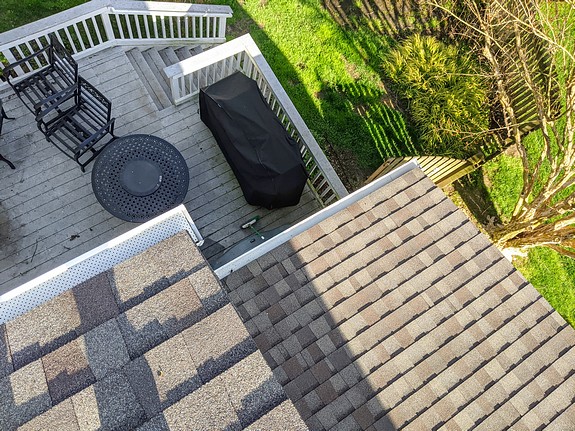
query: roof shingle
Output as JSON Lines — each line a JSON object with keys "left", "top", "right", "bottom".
{"left": 222, "top": 168, "right": 575, "bottom": 430}
{"left": 2, "top": 231, "right": 304, "bottom": 430}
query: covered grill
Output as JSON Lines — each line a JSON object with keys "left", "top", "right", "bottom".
{"left": 200, "top": 72, "right": 308, "bottom": 209}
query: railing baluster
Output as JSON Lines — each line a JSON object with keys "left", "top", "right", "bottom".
{"left": 184, "top": 16, "right": 189, "bottom": 39}
{"left": 52, "top": 30, "right": 66, "bottom": 49}
{"left": 177, "top": 16, "right": 182, "bottom": 38}
{"left": 114, "top": 14, "right": 125, "bottom": 39}
{"left": 22, "top": 41, "right": 41, "bottom": 69}
{"left": 72, "top": 23, "right": 86, "bottom": 51}
{"left": 206, "top": 16, "right": 211, "bottom": 39}
{"left": 161, "top": 15, "right": 167, "bottom": 38}
{"left": 192, "top": 16, "right": 196, "bottom": 38}
{"left": 90, "top": 16, "right": 104, "bottom": 44}
{"left": 199, "top": 16, "right": 203, "bottom": 38}
{"left": 143, "top": 15, "right": 151, "bottom": 39}
{"left": 134, "top": 14, "right": 143, "bottom": 39}
{"left": 2, "top": 49, "right": 24, "bottom": 76}
{"left": 12, "top": 44, "right": 26, "bottom": 64}
{"left": 168, "top": 16, "right": 174, "bottom": 38}
{"left": 81, "top": 20, "right": 95, "bottom": 47}
{"left": 62, "top": 26, "right": 78, "bottom": 53}
{"left": 152, "top": 15, "right": 159, "bottom": 38}
{"left": 125, "top": 14, "right": 134, "bottom": 39}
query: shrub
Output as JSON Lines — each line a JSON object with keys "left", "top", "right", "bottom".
{"left": 383, "top": 34, "right": 488, "bottom": 157}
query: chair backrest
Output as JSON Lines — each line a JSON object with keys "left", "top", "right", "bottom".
{"left": 0, "top": 99, "right": 16, "bottom": 169}
{"left": 35, "top": 77, "right": 114, "bottom": 140}
{"left": 0, "top": 99, "right": 5, "bottom": 135}
{"left": 77, "top": 77, "right": 112, "bottom": 125}
{"left": 48, "top": 35, "right": 78, "bottom": 86}
{"left": 2, "top": 34, "right": 78, "bottom": 107}
{"left": 34, "top": 82, "right": 79, "bottom": 133}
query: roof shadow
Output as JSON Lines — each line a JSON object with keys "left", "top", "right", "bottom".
{"left": 222, "top": 239, "right": 398, "bottom": 430}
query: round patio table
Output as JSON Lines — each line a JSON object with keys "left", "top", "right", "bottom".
{"left": 91, "top": 134, "right": 189, "bottom": 222}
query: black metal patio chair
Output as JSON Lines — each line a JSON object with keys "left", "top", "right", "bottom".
{"left": 2, "top": 35, "right": 78, "bottom": 113}
{"left": 0, "top": 99, "right": 16, "bottom": 169}
{"left": 35, "top": 77, "right": 116, "bottom": 172}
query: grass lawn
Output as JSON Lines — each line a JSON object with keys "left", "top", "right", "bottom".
{"left": 479, "top": 146, "right": 575, "bottom": 328}
{"left": 0, "top": 0, "right": 87, "bottom": 32}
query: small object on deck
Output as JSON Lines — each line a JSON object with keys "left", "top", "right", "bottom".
{"left": 91, "top": 134, "right": 189, "bottom": 223}
{"left": 241, "top": 215, "right": 265, "bottom": 240}
{"left": 211, "top": 225, "right": 287, "bottom": 269}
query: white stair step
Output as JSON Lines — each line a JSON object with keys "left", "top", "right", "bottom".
{"left": 142, "top": 48, "right": 172, "bottom": 100}
{"left": 159, "top": 47, "right": 181, "bottom": 68}
{"left": 126, "top": 48, "right": 172, "bottom": 110}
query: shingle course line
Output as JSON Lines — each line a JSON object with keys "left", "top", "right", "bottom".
{"left": 240, "top": 215, "right": 498, "bottom": 350}
{"left": 397, "top": 313, "right": 568, "bottom": 429}
{"left": 348, "top": 288, "right": 556, "bottom": 426}
{"left": 234, "top": 234, "right": 513, "bottom": 384}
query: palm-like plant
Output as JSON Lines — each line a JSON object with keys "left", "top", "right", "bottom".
{"left": 383, "top": 34, "right": 488, "bottom": 156}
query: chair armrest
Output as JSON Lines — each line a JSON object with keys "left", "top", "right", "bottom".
{"left": 77, "top": 118, "right": 116, "bottom": 152}
{"left": 2, "top": 45, "right": 52, "bottom": 83}
{"left": 34, "top": 83, "right": 78, "bottom": 121}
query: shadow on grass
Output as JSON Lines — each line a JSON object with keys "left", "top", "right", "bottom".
{"left": 453, "top": 170, "right": 501, "bottom": 226}
{"left": 322, "top": 0, "right": 436, "bottom": 39}
{"left": 218, "top": 0, "right": 424, "bottom": 190}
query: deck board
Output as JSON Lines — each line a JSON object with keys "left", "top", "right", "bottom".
{"left": 0, "top": 46, "right": 323, "bottom": 295}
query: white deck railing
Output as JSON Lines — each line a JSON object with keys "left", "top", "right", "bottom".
{"left": 0, "top": 0, "right": 232, "bottom": 88}
{"left": 164, "top": 34, "right": 349, "bottom": 206}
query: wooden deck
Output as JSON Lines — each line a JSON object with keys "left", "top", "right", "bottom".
{"left": 0, "top": 46, "right": 323, "bottom": 295}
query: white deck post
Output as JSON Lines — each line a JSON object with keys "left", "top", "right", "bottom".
{"left": 101, "top": 9, "right": 116, "bottom": 42}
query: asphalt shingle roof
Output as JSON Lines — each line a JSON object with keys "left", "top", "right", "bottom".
{"left": 0, "top": 231, "right": 305, "bottom": 430}
{"left": 2, "top": 167, "right": 575, "bottom": 430}
{"left": 222, "top": 168, "right": 575, "bottom": 430}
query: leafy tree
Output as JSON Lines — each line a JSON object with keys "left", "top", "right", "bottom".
{"left": 430, "top": 0, "right": 575, "bottom": 259}
{"left": 382, "top": 34, "right": 489, "bottom": 157}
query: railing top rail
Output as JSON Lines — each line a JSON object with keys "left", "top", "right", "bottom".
{"left": 240, "top": 36, "right": 349, "bottom": 198}
{"left": 0, "top": 1, "right": 232, "bottom": 48}
{"left": 111, "top": 1, "right": 232, "bottom": 15}
{"left": 164, "top": 35, "right": 249, "bottom": 79}
{"left": 0, "top": 1, "right": 107, "bottom": 47}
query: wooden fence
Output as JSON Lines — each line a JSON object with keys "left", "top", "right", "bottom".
{"left": 366, "top": 154, "right": 484, "bottom": 188}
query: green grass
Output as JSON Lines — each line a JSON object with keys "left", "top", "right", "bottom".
{"left": 0, "top": 0, "right": 87, "bottom": 32}
{"left": 483, "top": 148, "right": 575, "bottom": 327}
{"left": 482, "top": 154, "right": 523, "bottom": 222}
{"left": 516, "top": 247, "right": 575, "bottom": 327}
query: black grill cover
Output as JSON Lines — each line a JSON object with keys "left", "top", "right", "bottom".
{"left": 200, "top": 72, "right": 308, "bottom": 209}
